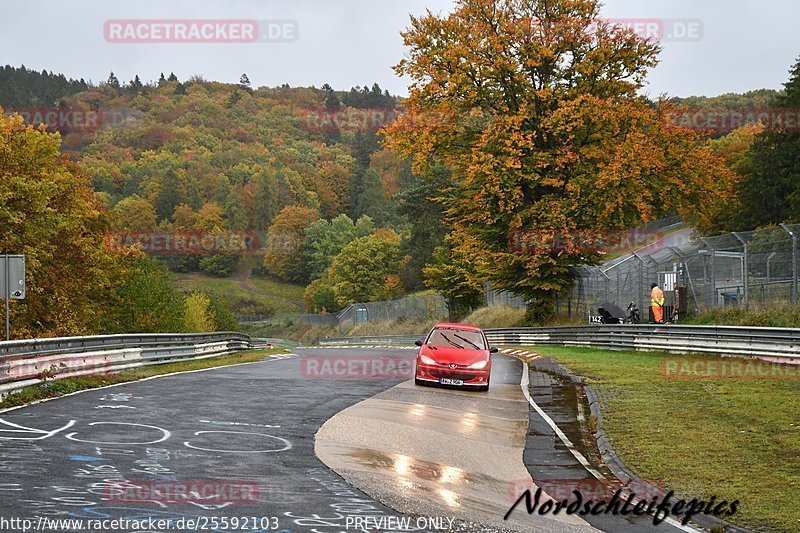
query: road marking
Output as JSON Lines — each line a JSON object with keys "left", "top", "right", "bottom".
{"left": 183, "top": 430, "right": 291, "bottom": 453}
{"left": 65, "top": 422, "right": 171, "bottom": 445}
{"left": 0, "top": 418, "right": 76, "bottom": 441}
{"left": 518, "top": 361, "right": 699, "bottom": 533}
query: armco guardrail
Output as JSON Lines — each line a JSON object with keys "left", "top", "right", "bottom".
{"left": 317, "top": 325, "right": 800, "bottom": 365}
{"left": 0, "top": 332, "right": 260, "bottom": 396}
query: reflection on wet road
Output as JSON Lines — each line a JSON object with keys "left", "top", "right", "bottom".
{"left": 315, "top": 353, "right": 599, "bottom": 532}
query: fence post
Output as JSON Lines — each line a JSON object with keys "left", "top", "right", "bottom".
{"left": 781, "top": 224, "right": 798, "bottom": 305}
{"left": 598, "top": 267, "right": 611, "bottom": 304}
{"left": 732, "top": 232, "right": 748, "bottom": 308}
{"left": 632, "top": 252, "right": 645, "bottom": 316}
{"left": 700, "top": 238, "right": 716, "bottom": 309}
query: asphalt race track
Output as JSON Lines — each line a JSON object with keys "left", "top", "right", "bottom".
{"left": 0, "top": 349, "right": 416, "bottom": 533}
{"left": 0, "top": 348, "right": 690, "bottom": 533}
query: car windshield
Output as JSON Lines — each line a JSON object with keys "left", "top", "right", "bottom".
{"left": 427, "top": 328, "right": 485, "bottom": 350}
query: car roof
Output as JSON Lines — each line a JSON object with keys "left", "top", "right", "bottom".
{"left": 432, "top": 322, "right": 483, "bottom": 332}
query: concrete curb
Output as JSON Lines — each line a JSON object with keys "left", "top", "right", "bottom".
{"left": 499, "top": 348, "right": 749, "bottom": 533}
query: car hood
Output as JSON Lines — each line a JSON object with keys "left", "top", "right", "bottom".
{"left": 419, "top": 344, "right": 489, "bottom": 366}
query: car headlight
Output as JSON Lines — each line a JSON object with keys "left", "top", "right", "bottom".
{"left": 419, "top": 353, "right": 437, "bottom": 365}
{"left": 468, "top": 360, "right": 489, "bottom": 369}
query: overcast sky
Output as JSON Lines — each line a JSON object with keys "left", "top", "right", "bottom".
{"left": 2, "top": 0, "right": 796, "bottom": 98}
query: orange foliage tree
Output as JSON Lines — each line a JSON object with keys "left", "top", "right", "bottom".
{"left": 262, "top": 205, "right": 320, "bottom": 282}
{"left": 0, "top": 111, "right": 117, "bottom": 336}
{"left": 384, "top": 0, "right": 733, "bottom": 318}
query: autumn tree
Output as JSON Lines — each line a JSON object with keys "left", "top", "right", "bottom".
{"left": 184, "top": 292, "right": 214, "bottom": 332}
{"left": 326, "top": 229, "right": 403, "bottom": 306}
{"left": 0, "top": 110, "right": 183, "bottom": 337}
{"left": 384, "top": 0, "right": 732, "bottom": 319}
{"left": 102, "top": 254, "right": 185, "bottom": 334}
{"left": 304, "top": 214, "right": 374, "bottom": 280}
{"left": 262, "top": 205, "right": 320, "bottom": 282}
{"left": 304, "top": 277, "right": 337, "bottom": 312}
{"left": 424, "top": 230, "right": 488, "bottom": 319}
{"left": 110, "top": 195, "right": 158, "bottom": 230}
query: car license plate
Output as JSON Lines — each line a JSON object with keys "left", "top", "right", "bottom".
{"left": 440, "top": 378, "right": 464, "bottom": 386}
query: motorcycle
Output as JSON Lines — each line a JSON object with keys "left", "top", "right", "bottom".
{"left": 626, "top": 301, "right": 641, "bottom": 324}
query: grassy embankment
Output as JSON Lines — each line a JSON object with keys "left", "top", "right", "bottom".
{"left": 681, "top": 304, "right": 800, "bottom": 328}
{"left": 524, "top": 345, "right": 800, "bottom": 532}
{"left": 171, "top": 271, "right": 306, "bottom": 315}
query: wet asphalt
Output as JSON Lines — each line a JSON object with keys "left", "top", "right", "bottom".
{"left": 0, "top": 350, "right": 412, "bottom": 533}
{"left": 0, "top": 347, "right": 689, "bottom": 533}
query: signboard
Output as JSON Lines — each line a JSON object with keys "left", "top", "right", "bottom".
{"left": 589, "top": 315, "right": 603, "bottom": 325}
{"left": 0, "top": 255, "right": 25, "bottom": 300}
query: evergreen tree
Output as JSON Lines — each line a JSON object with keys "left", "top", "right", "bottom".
{"left": 322, "top": 83, "right": 340, "bottom": 110}
{"left": 129, "top": 74, "right": 143, "bottom": 92}
{"left": 737, "top": 56, "right": 800, "bottom": 227}
{"left": 106, "top": 71, "right": 120, "bottom": 88}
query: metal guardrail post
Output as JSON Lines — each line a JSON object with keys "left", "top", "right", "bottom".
{"left": 781, "top": 224, "right": 798, "bottom": 305}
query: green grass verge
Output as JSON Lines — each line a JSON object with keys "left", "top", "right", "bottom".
{"left": 522, "top": 345, "right": 800, "bottom": 532}
{"left": 171, "top": 272, "right": 306, "bottom": 314}
{"left": 0, "top": 348, "right": 287, "bottom": 410}
{"left": 681, "top": 304, "right": 800, "bottom": 328}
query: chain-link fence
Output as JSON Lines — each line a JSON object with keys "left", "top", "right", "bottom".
{"left": 556, "top": 223, "right": 800, "bottom": 321}
{"left": 240, "top": 293, "right": 449, "bottom": 333}
{"left": 334, "top": 293, "right": 449, "bottom": 332}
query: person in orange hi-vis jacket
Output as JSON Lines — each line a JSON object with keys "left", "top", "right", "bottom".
{"left": 650, "top": 283, "right": 665, "bottom": 323}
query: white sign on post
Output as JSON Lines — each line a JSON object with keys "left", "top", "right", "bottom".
{"left": 0, "top": 255, "right": 25, "bottom": 300}
{"left": 1, "top": 254, "right": 25, "bottom": 341}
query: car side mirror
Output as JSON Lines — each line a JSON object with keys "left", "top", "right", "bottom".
{"left": 415, "top": 339, "right": 423, "bottom": 347}
{"left": 490, "top": 347, "right": 499, "bottom": 353}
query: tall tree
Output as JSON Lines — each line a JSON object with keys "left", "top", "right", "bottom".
{"left": 733, "top": 56, "right": 800, "bottom": 229}
{"left": 262, "top": 205, "right": 319, "bottom": 282}
{"left": 106, "top": 71, "right": 120, "bottom": 88}
{"left": 384, "top": 0, "right": 731, "bottom": 319}
{"left": 327, "top": 229, "right": 403, "bottom": 306}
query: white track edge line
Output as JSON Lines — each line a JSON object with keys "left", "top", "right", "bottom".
{"left": 518, "top": 357, "right": 699, "bottom": 533}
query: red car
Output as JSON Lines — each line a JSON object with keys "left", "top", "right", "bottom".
{"left": 414, "top": 323, "right": 498, "bottom": 392}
